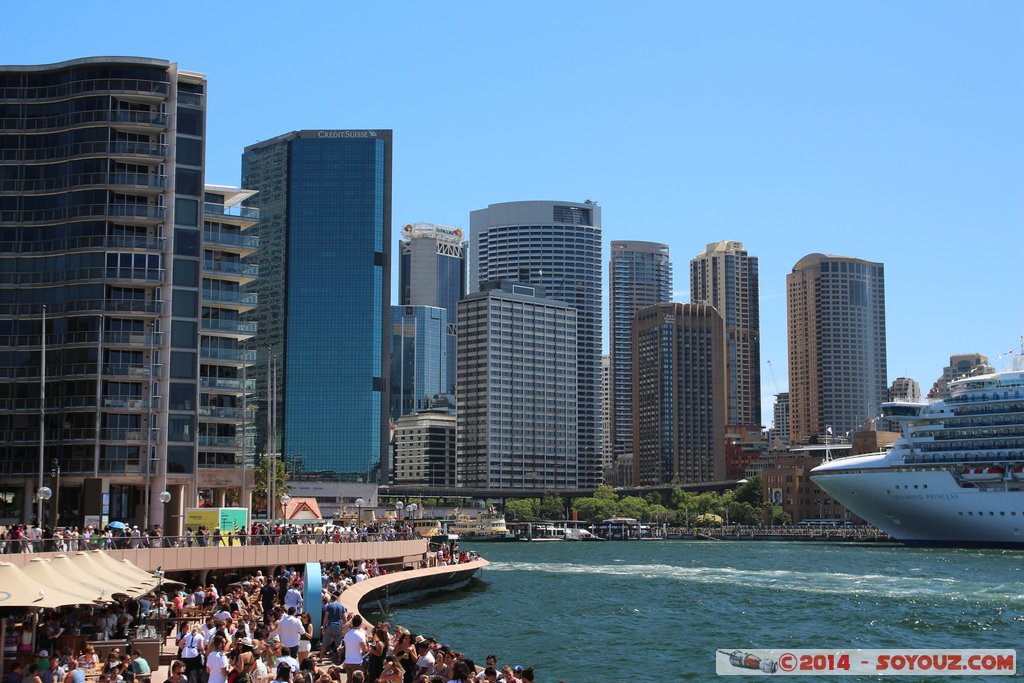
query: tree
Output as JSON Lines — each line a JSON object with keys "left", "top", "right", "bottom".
{"left": 539, "top": 493, "right": 565, "bottom": 520}
{"left": 593, "top": 484, "right": 618, "bottom": 502}
{"left": 571, "top": 496, "right": 618, "bottom": 523}
{"left": 504, "top": 498, "right": 539, "bottom": 521}
{"left": 253, "top": 455, "right": 289, "bottom": 517}
{"left": 646, "top": 504, "right": 674, "bottom": 524}
{"left": 616, "top": 495, "right": 648, "bottom": 520}
{"left": 772, "top": 508, "right": 792, "bottom": 526}
{"left": 734, "top": 475, "right": 763, "bottom": 506}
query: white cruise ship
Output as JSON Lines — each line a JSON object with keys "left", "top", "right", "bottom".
{"left": 811, "top": 356, "right": 1024, "bottom": 547}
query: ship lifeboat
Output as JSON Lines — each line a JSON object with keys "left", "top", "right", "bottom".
{"left": 961, "top": 466, "right": 1005, "bottom": 482}
{"left": 1011, "top": 465, "right": 1024, "bottom": 481}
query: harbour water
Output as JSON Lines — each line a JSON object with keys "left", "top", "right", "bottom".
{"left": 372, "top": 541, "right": 1023, "bottom": 681}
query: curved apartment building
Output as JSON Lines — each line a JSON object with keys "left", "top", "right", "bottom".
{"left": 0, "top": 57, "right": 233, "bottom": 531}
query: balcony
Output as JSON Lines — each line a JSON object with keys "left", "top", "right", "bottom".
{"left": 0, "top": 109, "right": 168, "bottom": 132}
{"left": 102, "top": 363, "right": 151, "bottom": 378}
{"left": 99, "top": 428, "right": 146, "bottom": 442}
{"left": 203, "top": 202, "right": 259, "bottom": 221}
{"left": 0, "top": 266, "right": 162, "bottom": 287}
{"left": 0, "top": 234, "right": 165, "bottom": 255}
{"left": 103, "top": 331, "right": 159, "bottom": 347}
{"left": 0, "top": 141, "right": 168, "bottom": 164}
{"left": 0, "top": 203, "right": 165, "bottom": 225}
{"left": 201, "top": 289, "right": 258, "bottom": 310}
{"left": 0, "top": 78, "right": 170, "bottom": 102}
{"left": 198, "top": 435, "right": 240, "bottom": 448}
{"left": 199, "top": 377, "right": 254, "bottom": 392}
{"left": 198, "top": 406, "right": 253, "bottom": 420}
{"left": 94, "top": 299, "right": 163, "bottom": 316}
{"left": 0, "top": 172, "right": 166, "bottom": 194}
{"left": 200, "top": 319, "right": 257, "bottom": 335}
{"left": 203, "top": 260, "right": 259, "bottom": 281}
{"left": 200, "top": 347, "right": 257, "bottom": 363}
{"left": 202, "top": 230, "right": 259, "bottom": 251}
{"left": 102, "top": 396, "right": 158, "bottom": 410}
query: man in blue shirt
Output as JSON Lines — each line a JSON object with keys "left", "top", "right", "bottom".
{"left": 320, "top": 592, "right": 346, "bottom": 662}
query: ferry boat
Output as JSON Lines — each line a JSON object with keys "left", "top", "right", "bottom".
{"left": 448, "top": 509, "right": 517, "bottom": 542}
{"left": 811, "top": 355, "right": 1024, "bottom": 547}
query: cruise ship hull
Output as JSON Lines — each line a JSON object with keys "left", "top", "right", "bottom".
{"left": 812, "top": 466, "right": 1024, "bottom": 548}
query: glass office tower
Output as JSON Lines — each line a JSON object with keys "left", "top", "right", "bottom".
{"left": 398, "top": 223, "right": 465, "bottom": 395}
{"left": 242, "top": 130, "right": 392, "bottom": 481}
{"left": 390, "top": 305, "right": 447, "bottom": 419}
{"left": 0, "top": 57, "right": 208, "bottom": 530}
{"left": 470, "top": 200, "right": 602, "bottom": 487}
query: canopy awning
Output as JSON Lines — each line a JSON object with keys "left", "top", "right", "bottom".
{"left": 0, "top": 562, "right": 90, "bottom": 609}
{"left": 20, "top": 558, "right": 107, "bottom": 606}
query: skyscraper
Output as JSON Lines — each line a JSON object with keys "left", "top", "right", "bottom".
{"left": 457, "top": 280, "right": 577, "bottom": 489}
{"left": 242, "top": 130, "right": 392, "bottom": 481}
{"left": 398, "top": 223, "right": 466, "bottom": 395}
{"left": 787, "top": 253, "right": 887, "bottom": 444}
{"left": 470, "top": 201, "right": 602, "bottom": 486}
{"left": 609, "top": 241, "right": 672, "bottom": 464}
{"left": 600, "top": 355, "right": 613, "bottom": 475}
{"left": 771, "top": 392, "right": 790, "bottom": 447}
{"left": 390, "top": 305, "right": 448, "bottom": 419}
{"left": 930, "top": 353, "right": 993, "bottom": 398}
{"left": 0, "top": 57, "right": 210, "bottom": 531}
{"left": 690, "top": 240, "right": 761, "bottom": 428}
{"left": 633, "top": 303, "right": 727, "bottom": 485}
{"left": 199, "top": 185, "right": 259, "bottom": 509}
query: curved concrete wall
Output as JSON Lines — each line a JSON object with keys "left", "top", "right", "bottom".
{"left": 340, "top": 559, "right": 489, "bottom": 623}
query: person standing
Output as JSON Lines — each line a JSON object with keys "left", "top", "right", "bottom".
{"left": 341, "top": 615, "right": 368, "bottom": 682}
{"left": 177, "top": 626, "right": 205, "bottom": 683}
{"left": 319, "top": 592, "right": 346, "bottom": 661}
{"left": 271, "top": 607, "right": 303, "bottom": 658}
{"left": 205, "top": 636, "right": 229, "bottom": 683}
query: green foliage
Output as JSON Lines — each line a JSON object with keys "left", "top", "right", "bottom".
{"left": 593, "top": 484, "right": 618, "bottom": 501}
{"left": 734, "top": 475, "right": 763, "bottom": 506}
{"left": 504, "top": 498, "right": 540, "bottom": 521}
{"left": 253, "top": 455, "right": 289, "bottom": 515}
{"left": 539, "top": 493, "right": 566, "bottom": 519}
{"left": 646, "top": 504, "right": 675, "bottom": 523}
{"left": 616, "top": 495, "right": 648, "bottom": 520}
{"left": 571, "top": 496, "right": 618, "bottom": 523}
{"left": 772, "top": 508, "right": 793, "bottom": 526}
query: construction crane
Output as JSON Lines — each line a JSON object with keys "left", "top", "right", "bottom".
{"left": 766, "top": 359, "right": 781, "bottom": 395}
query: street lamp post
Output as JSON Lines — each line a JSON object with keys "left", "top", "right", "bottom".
{"left": 406, "top": 502, "right": 417, "bottom": 520}
{"left": 395, "top": 501, "right": 404, "bottom": 520}
{"left": 355, "top": 497, "right": 364, "bottom": 524}
{"left": 37, "top": 305, "right": 46, "bottom": 527}
{"left": 279, "top": 494, "right": 291, "bottom": 525}
{"left": 50, "top": 459, "right": 61, "bottom": 528}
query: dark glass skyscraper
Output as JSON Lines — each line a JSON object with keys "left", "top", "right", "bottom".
{"left": 470, "top": 201, "right": 602, "bottom": 487}
{"left": 609, "top": 241, "right": 673, "bottom": 467}
{"left": 398, "top": 223, "right": 466, "bottom": 395}
{"left": 242, "top": 130, "right": 392, "bottom": 481}
{"left": 390, "top": 305, "right": 447, "bottom": 419}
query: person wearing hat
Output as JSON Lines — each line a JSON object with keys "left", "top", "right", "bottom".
{"left": 412, "top": 638, "right": 434, "bottom": 680}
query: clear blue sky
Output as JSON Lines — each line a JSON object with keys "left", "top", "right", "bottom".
{"left": 5, "top": 1, "right": 1022, "bottom": 427}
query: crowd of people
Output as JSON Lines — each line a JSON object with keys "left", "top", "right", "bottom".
{"left": 0, "top": 523, "right": 417, "bottom": 554}
{"left": 153, "top": 551, "right": 535, "bottom": 683}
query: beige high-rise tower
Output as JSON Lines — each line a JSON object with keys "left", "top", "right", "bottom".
{"left": 787, "top": 253, "right": 887, "bottom": 444}
{"left": 690, "top": 241, "right": 761, "bottom": 428}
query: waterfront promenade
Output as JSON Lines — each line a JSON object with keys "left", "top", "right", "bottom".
{"left": 0, "top": 536, "right": 429, "bottom": 575}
